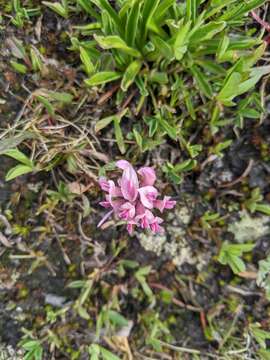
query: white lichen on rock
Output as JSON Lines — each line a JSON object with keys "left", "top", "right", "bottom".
{"left": 139, "top": 232, "right": 167, "bottom": 256}
{"left": 137, "top": 204, "right": 196, "bottom": 269}
{"left": 228, "top": 211, "right": 270, "bottom": 243}
{"left": 0, "top": 344, "right": 23, "bottom": 359}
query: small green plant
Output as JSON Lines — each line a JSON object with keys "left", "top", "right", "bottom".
{"left": 88, "top": 344, "right": 121, "bottom": 360}
{"left": 200, "top": 211, "right": 222, "bottom": 230}
{"left": 3, "top": 148, "right": 36, "bottom": 181}
{"left": 250, "top": 323, "right": 270, "bottom": 350}
{"left": 43, "top": 0, "right": 69, "bottom": 18}
{"left": 96, "top": 307, "right": 129, "bottom": 339}
{"left": 11, "top": 0, "right": 40, "bottom": 28}
{"left": 244, "top": 188, "right": 270, "bottom": 215}
{"left": 163, "top": 159, "right": 197, "bottom": 184}
{"left": 21, "top": 339, "right": 43, "bottom": 360}
{"left": 218, "top": 242, "right": 255, "bottom": 274}
{"left": 73, "top": 0, "right": 268, "bottom": 137}
{"left": 257, "top": 254, "right": 270, "bottom": 300}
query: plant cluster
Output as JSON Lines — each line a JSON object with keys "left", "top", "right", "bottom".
{"left": 74, "top": 0, "right": 268, "bottom": 138}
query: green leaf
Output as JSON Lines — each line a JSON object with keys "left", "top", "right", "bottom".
{"left": 174, "top": 159, "right": 197, "bottom": 172}
{"left": 186, "top": 0, "right": 197, "bottom": 22}
{"left": 219, "top": 0, "right": 266, "bottom": 21}
{"left": 42, "top": 1, "right": 68, "bottom": 18}
{"left": 5, "top": 164, "right": 34, "bottom": 181}
{"left": 47, "top": 91, "right": 73, "bottom": 103}
{"left": 217, "top": 72, "right": 242, "bottom": 103}
{"left": 80, "top": 47, "right": 95, "bottom": 75}
{"left": 151, "top": 35, "right": 174, "bottom": 60}
{"left": 95, "top": 115, "right": 115, "bottom": 133}
{"left": 133, "top": 128, "right": 143, "bottom": 150}
{"left": 77, "top": 0, "right": 99, "bottom": 18}
{"left": 121, "top": 59, "right": 142, "bottom": 91}
{"left": 107, "top": 310, "right": 129, "bottom": 327}
{"left": 91, "top": 0, "right": 122, "bottom": 31}
{"left": 4, "top": 148, "right": 33, "bottom": 167}
{"left": 125, "top": 0, "right": 141, "bottom": 47}
{"left": 257, "top": 255, "right": 270, "bottom": 300}
{"left": 85, "top": 71, "right": 121, "bottom": 86}
{"left": 218, "top": 242, "right": 255, "bottom": 274}
{"left": 95, "top": 35, "right": 141, "bottom": 57}
{"left": 77, "top": 306, "right": 90, "bottom": 320}
{"left": 174, "top": 21, "right": 191, "bottom": 60}
{"left": 10, "top": 60, "right": 27, "bottom": 74}
{"left": 36, "top": 95, "right": 55, "bottom": 116}
{"left": 153, "top": 0, "right": 176, "bottom": 23}
{"left": 0, "top": 133, "right": 35, "bottom": 154}
{"left": 190, "top": 21, "right": 226, "bottom": 44}
{"left": 30, "top": 47, "right": 43, "bottom": 72}
{"left": 95, "top": 108, "right": 128, "bottom": 133}
{"left": 148, "top": 71, "right": 168, "bottom": 84}
{"left": 141, "top": 0, "right": 160, "bottom": 43}
{"left": 254, "top": 204, "right": 270, "bottom": 216}
{"left": 190, "top": 65, "right": 213, "bottom": 99}
{"left": 158, "top": 116, "right": 177, "bottom": 140}
{"left": 250, "top": 324, "right": 270, "bottom": 349}
{"left": 89, "top": 345, "right": 121, "bottom": 360}
{"left": 114, "top": 117, "right": 126, "bottom": 154}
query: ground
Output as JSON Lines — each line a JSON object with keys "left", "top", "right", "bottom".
{"left": 0, "top": 1, "right": 270, "bottom": 360}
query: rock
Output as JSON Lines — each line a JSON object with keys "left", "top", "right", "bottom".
{"left": 45, "top": 293, "right": 67, "bottom": 307}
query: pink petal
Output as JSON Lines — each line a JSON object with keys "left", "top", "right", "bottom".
{"left": 136, "top": 209, "right": 154, "bottom": 229}
{"left": 99, "top": 177, "right": 110, "bottom": 192}
{"left": 111, "top": 198, "right": 125, "bottom": 212}
{"left": 108, "top": 180, "right": 122, "bottom": 197}
{"left": 119, "top": 202, "right": 136, "bottom": 220}
{"left": 150, "top": 217, "right": 164, "bottom": 234}
{"left": 97, "top": 209, "right": 114, "bottom": 228}
{"left": 99, "top": 200, "right": 111, "bottom": 208}
{"left": 127, "top": 222, "right": 135, "bottom": 235}
{"left": 116, "top": 160, "right": 131, "bottom": 170}
{"left": 154, "top": 196, "right": 176, "bottom": 213}
{"left": 119, "top": 163, "right": 139, "bottom": 202}
{"left": 138, "top": 167, "right": 156, "bottom": 186}
{"left": 138, "top": 186, "right": 158, "bottom": 209}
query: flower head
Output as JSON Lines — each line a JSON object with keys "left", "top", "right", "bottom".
{"left": 98, "top": 161, "right": 176, "bottom": 234}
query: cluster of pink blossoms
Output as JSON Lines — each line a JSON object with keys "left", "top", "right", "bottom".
{"left": 98, "top": 160, "right": 176, "bottom": 235}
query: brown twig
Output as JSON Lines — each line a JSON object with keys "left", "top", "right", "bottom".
{"left": 97, "top": 84, "right": 120, "bottom": 105}
{"left": 219, "top": 159, "right": 254, "bottom": 188}
{"left": 120, "top": 89, "right": 138, "bottom": 110}
{"left": 149, "top": 282, "right": 202, "bottom": 312}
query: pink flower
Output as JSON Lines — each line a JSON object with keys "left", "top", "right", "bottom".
{"left": 97, "top": 160, "right": 176, "bottom": 234}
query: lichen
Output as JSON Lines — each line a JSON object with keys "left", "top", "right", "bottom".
{"left": 137, "top": 204, "right": 196, "bottom": 269}
{"left": 0, "top": 344, "right": 23, "bottom": 360}
{"left": 228, "top": 211, "right": 270, "bottom": 243}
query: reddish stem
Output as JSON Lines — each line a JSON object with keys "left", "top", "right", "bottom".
{"left": 250, "top": 10, "right": 270, "bottom": 32}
